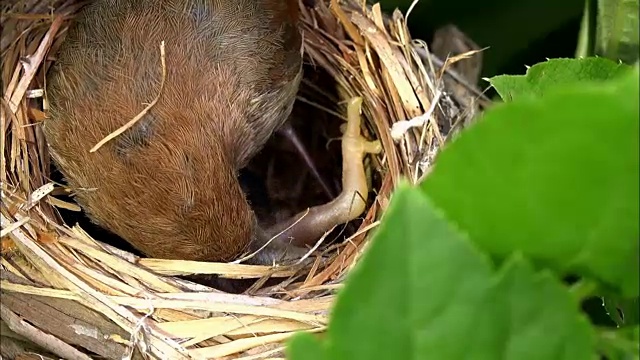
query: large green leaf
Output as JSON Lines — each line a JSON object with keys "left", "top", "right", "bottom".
{"left": 488, "top": 57, "right": 629, "bottom": 101}
{"left": 494, "top": 255, "right": 595, "bottom": 358}
{"left": 287, "top": 332, "right": 325, "bottom": 360}
{"left": 422, "top": 67, "right": 639, "bottom": 297}
{"left": 288, "top": 185, "right": 594, "bottom": 359}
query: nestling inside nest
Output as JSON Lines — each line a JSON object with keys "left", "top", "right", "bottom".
{"left": 43, "top": 0, "right": 382, "bottom": 291}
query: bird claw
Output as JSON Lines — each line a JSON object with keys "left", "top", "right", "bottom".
{"left": 266, "top": 96, "right": 381, "bottom": 248}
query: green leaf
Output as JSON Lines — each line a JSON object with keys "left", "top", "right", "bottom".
{"left": 596, "top": 0, "right": 640, "bottom": 64}
{"left": 290, "top": 184, "right": 595, "bottom": 359}
{"left": 604, "top": 297, "right": 640, "bottom": 326}
{"left": 604, "top": 297, "right": 627, "bottom": 326}
{"left": 326, "top": 184, "right": 497, "bottom": 360}
{"left": 287, "top": 333, "right": 325, "bottom": 360}
{"left": 423, "top": 67, "right": 640, "bottom": 297}
{"left": 488, "top": 57, "right": 629, "bottom": 101}
{"left": 494, "top": 255, "right": 594, "bottom": 359}
{"left": 618, "top": 298, "right": 640, "bottom": 326}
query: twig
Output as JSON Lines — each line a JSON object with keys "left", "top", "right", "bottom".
{"left": 6, "top": 16, "right": 64, "bottom": 113}
{"left": 233, "top": 209, "right": 310, "bottom": 264}
{"left": 0, "top": 304, "right": 92, "bottom": 360}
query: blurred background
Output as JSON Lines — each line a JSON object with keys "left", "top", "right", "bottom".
{"left": 380, "top": 0, "right": 585, "bottom": 78}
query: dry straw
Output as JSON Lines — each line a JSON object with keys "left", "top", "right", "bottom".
{"left": 1, "top": 0, "right": 486, "bottom": 359}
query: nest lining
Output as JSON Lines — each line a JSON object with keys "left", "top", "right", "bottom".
{"left": 1, "top": 0, "right": 485, "bottom": 359}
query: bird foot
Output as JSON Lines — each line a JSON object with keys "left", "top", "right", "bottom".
{"left": 266, "top": 96, "right": 381, "bottom": 248}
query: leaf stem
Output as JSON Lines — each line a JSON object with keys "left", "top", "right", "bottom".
{"left": 570, "top": 279, "right": 598, "bottom": 302}
{"left": 576, "top": 0, "right": 597, "bottom": 58}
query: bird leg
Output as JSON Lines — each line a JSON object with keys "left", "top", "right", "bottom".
{"left": 268, "top": 97, "right": 381, "bottom": 248}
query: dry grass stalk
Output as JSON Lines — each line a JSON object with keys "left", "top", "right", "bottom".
{"left": 1, "top": 0, "right": 482, "bottom": 358}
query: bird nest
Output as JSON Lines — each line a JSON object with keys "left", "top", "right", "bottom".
{"left": 1, "top": 0, "right": 486, "bottom": 359}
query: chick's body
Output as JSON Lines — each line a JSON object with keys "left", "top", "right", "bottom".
{"left": 44, "top": 0, "right": 303, "bottom": 263}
